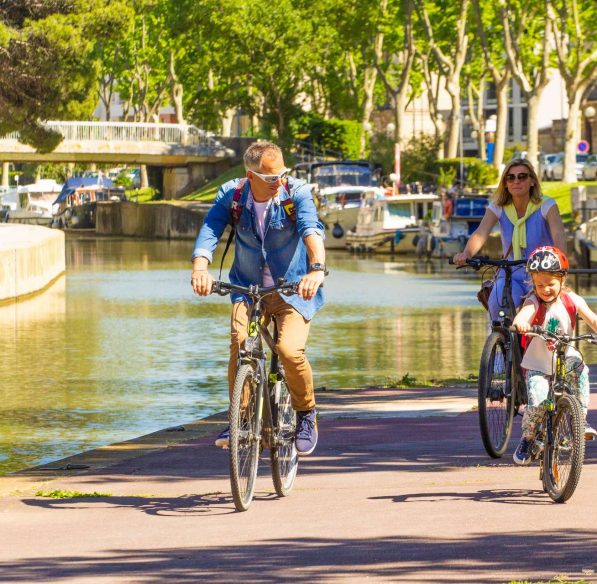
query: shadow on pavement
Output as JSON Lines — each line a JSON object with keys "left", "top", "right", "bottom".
{"left": 21, "top": 492, "right": 237, "bottom": 517}
{"left": 0, "top": 530, "right": 595, "bottom": 583}
{"left": 371, "top": 488, "right": 552, "bottom": 506}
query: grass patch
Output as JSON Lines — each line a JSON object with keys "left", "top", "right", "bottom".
{"left": 125, "top": 187, "right": 161, "bottom": 203}
{"left": 509, "top": 580, "right": 589, "bottom": 584}
{"left": 183, "top": 164, "right": 245, "bottom": 202}
{"left": 542, "top": 180, "right": 597, "bottom": 225}
{"left": 381, "top": 373, "right": 478, "bottom": 388}
{"left": 36, "top": 489, "right": 112, "bottom": 499}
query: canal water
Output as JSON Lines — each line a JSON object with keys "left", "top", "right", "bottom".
{"left": 2, "top": 236, "right": 595, "bottom": 475}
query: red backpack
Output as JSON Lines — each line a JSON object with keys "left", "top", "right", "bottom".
{"left": 521, "top": 292, "right": 577, "bottom": 351}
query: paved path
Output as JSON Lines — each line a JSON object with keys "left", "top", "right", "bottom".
{"left": 1, "top": 386, "right": 596, "bottom": 583}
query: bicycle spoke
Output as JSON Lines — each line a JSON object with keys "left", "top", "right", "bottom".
{"left": 478, "top": 332, "right": 515, "bottom": 458}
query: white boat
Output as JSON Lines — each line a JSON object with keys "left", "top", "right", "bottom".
{"left": 3, "top": 180, "right": 62, "bottom": 226}
{"left": 428, "top": 192, "right": 491, "bottom": 257}
{"left": 291, "top": 160, "right": 382, "bottom": 249}
{"left": 574, "top": 217, "right": 597, "bottom": 268}
{"left": 346, "top": 192, "right": 439, "bottom": 254}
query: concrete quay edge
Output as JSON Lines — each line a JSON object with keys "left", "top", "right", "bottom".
{"left": 0, "top": 224, "right": 65, "bottom": 301}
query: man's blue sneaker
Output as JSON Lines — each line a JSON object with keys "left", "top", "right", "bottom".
{"left": 295, "top": 409, "right": 318, "bottom": 456}
{"left": 214, "top": 427, "right": 230, "bottom": 449}
{"left": 513, "top": 437, "right": 533, "bottom": 465}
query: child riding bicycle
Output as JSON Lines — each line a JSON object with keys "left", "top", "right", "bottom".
{"left": 512, "top": 246, "right": 597, "bottom": 465}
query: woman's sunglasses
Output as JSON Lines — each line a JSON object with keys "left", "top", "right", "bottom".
{"left": 249, "top": 168, "right": 290, "bottom": 183}
{"left": 505, "top": 172, "right": 530, "bottom": 182}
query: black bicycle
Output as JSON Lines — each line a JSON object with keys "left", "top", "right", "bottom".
{"left": 520, "top": 326, "right": 594, "bottom": 503}
{"left": 454, "top": 256, "right": 528, "bottom": 458}
{"left": 211, "top": 279, "right": 299, "bottom": 511}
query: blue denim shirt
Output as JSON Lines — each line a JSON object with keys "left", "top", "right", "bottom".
{"left": 192, "top": 177, "right": 325, "bottom": 320}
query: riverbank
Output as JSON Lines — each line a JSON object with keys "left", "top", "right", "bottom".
{"left": 0, "top": 224, "right": 65, "bottom": 302}
{"left": 1, "top": 384, "right": 596, "bottom": 583}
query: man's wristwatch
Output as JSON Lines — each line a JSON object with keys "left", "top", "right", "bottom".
{"left": 309, "top": 263, "right": 329, "bottom": 276}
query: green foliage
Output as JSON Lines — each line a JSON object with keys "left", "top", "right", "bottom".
{"left": 126, "top": 187, "right": 160, "bottom": 202}
{"left": 183, "top": 164, "right": 246, "bottom": 201}
{"left": 369, "top": 134, "right": 442, "bottom": 184}
{"left": 290, "top": 113, "right": 362, "bottom": 159}
{"left": 36, "top": 489, "right": 112, "bottom": 498}
{"left": 113, "top": 171, "right": 133, "bottom": 188}
{"left": 435, "top": 158, "right": 498, "bottom": 187}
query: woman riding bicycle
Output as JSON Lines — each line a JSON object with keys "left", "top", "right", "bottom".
{"left": 453, "top": 158, "right": 566, "bottom": 321}
{"left": 511, "top": 246, "right": 597, "bottom": 465}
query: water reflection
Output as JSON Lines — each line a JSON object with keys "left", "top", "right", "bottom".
{"left": 4, "top": 238, "right": 595, "bottom": 475}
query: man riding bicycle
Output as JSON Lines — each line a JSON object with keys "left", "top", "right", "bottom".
{"left": 191, "top": 141, "right": 326, "bottom": 456}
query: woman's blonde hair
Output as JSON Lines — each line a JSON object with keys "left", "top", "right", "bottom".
{"left": 493, "top": 158, "right": 543, "bottom": 207}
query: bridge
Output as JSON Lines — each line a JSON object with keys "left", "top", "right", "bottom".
{"left": 0, "top": 121, "right": 237, "bottom": 198}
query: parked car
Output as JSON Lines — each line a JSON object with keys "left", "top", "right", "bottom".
{"left": 539, "top": 153, "right": 559, "bottom": 180}
{"left": 548, "top": 153, "right": 589, "bottom": 181}
{"left": 581, "top": 154, "right": 597, "bottom": 180}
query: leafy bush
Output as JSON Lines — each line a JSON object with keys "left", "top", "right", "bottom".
{"left": 126, "top": 187, "right": 160, "bottom": 202}
{"left": 290, "top": 113, "right": 362, "bottom": 159}
{"left": 434, "top": 158, "right": 498, "bottom": 187}
{"left": 369, "top": 133, "right": 441, "bottom": 184}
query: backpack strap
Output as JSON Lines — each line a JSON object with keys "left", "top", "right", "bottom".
{"left": 229, "top": 178, "right": 246, "bottom": 227}
{"left": 219, "top": 179, "right": 247, "bottom": 279}
{"left": 279, "top": 180, "right": 296, "bottom": 221}
{"left": 560, "top": 291, "right": 577, "bottom": 330}
{"left": 521, "top": 292, "right": 577, "bottom": 350}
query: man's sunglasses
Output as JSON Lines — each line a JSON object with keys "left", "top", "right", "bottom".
{"left": 505, "top": 172, "right": 530, "bottom": 182}
{"left": 249, "top": 168, "right": 290, "bottom": 183}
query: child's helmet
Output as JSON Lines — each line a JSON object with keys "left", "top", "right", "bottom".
{"left": 526, "top": 246, "right": 569, "bottom": 274}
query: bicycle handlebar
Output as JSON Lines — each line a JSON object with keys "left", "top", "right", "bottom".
{"left": 449, "top": 256, "right": 527, "bottom": 271}
{"left": 508, "top": 324, "right": 597, "bottom": 344}
{"left": 211, "top": 279, "right": 300, "bottom": 298}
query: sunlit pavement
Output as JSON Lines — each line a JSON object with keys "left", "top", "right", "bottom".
{"left": 1, "top": 384, "right": 596, "bottom": 583}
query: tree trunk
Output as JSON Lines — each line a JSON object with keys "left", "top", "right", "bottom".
{"left": 494, "top": 81, "right": 509, "bottom": 169}
{"left": 563, "top": 91, "right": 582, "bottom": 183}
{"left": 526, "top": 94, "right": 541, "bottom": 170}
{"left": 140, "top": 164, "right": 149, "bottom": 189}
{"left": 221, "top": 109, "right": 235, "bottom": 137}
{"left": 359, "top": 67, "right": 379, "bottom": 157}
{"left": 445, "top": 86, "right": 460, "bottom": 159}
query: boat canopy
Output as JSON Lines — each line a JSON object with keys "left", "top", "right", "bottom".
{"left": 53, "top": 176, "right": 114, "bottom": 204}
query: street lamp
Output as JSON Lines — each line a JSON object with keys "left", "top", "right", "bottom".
{"left": 585, "top": 106, "right": 596, "bottom": 154}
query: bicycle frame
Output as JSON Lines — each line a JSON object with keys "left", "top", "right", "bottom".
{"left": 239, "top": 295, "right": 280, "bottom": 451}
{"left": 532, "top": 331, "right": 586, "bottom": 456}
{"left": 492, "top": 263, "right": 527, "bottom": 408}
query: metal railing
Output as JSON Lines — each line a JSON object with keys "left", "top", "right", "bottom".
{"left": 1, "top": 121, "right": 221, "bottom": 147}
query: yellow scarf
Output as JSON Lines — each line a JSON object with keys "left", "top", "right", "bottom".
{"left": 503, "top": 201, "right": 541, "bottom": 259}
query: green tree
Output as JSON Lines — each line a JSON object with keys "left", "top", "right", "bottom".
{"left": 501, "top": 0, "right": 554, "bottom": 168}
{"left": 471, "top": 0, "right": 511, "bottom": 168}
{"left": 414, "top": 0, "right": 471, "bottom": 159}
{"left": 0, "top": 0, "right": 129, "bottom": 151}
{"left": 547, "top": 0, "right": 597, "bottom": 182}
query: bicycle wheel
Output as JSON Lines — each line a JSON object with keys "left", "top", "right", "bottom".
{"left": 542, "top": 393, "right": 585, "bottom": 503}
{"left": 270, "top": 375, "right": 298, "bottom": 497}
{"left": 478, "top": 331, "right": 516, "bottom": 458}
{"left": 229, "top": 363, "right": 261, "bottom": 511}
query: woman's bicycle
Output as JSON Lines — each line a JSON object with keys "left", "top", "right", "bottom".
{"left": 518, "top": 325, "right": 595, "bottom": 503}
{"left": 453, "top": 256, "right": 528, "bottom": 458}
{"left": 211, "top": 279, "right": 300, "bottom": 512}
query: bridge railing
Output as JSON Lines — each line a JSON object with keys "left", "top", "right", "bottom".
{"left": 1, "top": 121, "right": 220, "bottom": 147}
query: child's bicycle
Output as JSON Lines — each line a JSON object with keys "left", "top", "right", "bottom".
{"left": 211, "top": 279, "right": 300, "bottom": 512}
{"left": 452, "top": 256, "right": 528, "bottom": 458}
{"left": 516, "top": 325, "right": 596, "bottom": 503}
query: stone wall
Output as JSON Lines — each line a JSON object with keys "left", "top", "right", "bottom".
{"left": 95, "top": 201, "right": 208, "bottom": 239}
{"left": 0, "top": 224, "right": 65, "bottom": 301}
